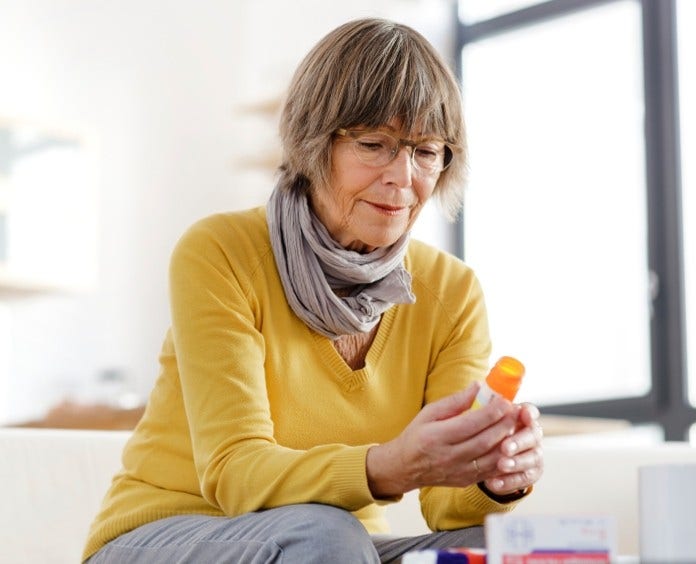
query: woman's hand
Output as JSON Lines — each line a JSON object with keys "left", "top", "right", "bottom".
{"left": 479, "top": 402, "right": 544, "bottom": 497}
{"left": 366, "top": 382, "right": 524, "bottom": 498}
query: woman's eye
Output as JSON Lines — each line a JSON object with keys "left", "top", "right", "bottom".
{"left": 415, "top": 147, "right": 439, "bottom": 161}
{"left": 357, "top": 140, "right": 387, "bottom": 152}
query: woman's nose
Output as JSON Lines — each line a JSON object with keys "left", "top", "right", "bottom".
{"left": 383, "top": 146, "right": 414, "bottom": 186}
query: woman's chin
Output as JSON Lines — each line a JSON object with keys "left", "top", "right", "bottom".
{"left": 344, "top": 232, "right": 407, "bottom": 253}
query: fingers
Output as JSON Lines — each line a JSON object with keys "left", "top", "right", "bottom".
{"left": 428, "top": 396, "right": 516, "bottom": 455}
{"left": 480, "top": 403, "right": 543, "bottom": 496}
{"left": 392, "top": 389, "right": 519, "bottom": 490}
{"left": 497, "top": 443, "right": 543, "bottom": 473}
{"left": 396, "top": 391, "right": 534, "bottom": 491}
{"left": 440, "top": 400, "right": 521, "bottom": 483}
{"left": 485, "top": 445, "right": 544, "bottom": 494}
{"left": 416, "top": 384, "right": 518, "bottom": 446}
{"left": 418, "top": 381, "right": 480, "bottom": 423}
{"left": 500, "top": 405, "right": 543, "bottom": 457}
{"left": 518, "top": 402, "right": 541, "bottom": 426}
{"left": 500, "top": 422, "right": 542, "bottom": 458}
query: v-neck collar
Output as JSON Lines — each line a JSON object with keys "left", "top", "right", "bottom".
{"left": 309, "top": 305, "right": 398, "bottom": 392}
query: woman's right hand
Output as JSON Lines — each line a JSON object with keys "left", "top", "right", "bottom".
{"left": 366, "top": 381, "right": 519, "bottom": 498}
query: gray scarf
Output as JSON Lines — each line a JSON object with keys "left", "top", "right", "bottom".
{"left": 266, "top": 184, "right": 416, "bottom": 340}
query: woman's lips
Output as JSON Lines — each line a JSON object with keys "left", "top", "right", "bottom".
{"left": 366, "top": 201, "right": 409, "bottom": 215}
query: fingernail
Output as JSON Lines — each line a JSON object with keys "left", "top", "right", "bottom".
{"left": 505, "top": 441, "right": 518, "bottom": 455}
{"left": 501, "top": 458, "right": 515, "bottom": 470}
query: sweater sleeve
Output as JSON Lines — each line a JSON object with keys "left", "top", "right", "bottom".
{"left": 168, "top": 216, "right": 376, "bottom": 517}
{"left": 415, "top": 264, "right": 527, "bottom": 529}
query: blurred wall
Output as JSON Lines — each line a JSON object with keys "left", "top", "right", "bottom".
{"left": 0, "top": 0, "right": 456, "bottom": 422}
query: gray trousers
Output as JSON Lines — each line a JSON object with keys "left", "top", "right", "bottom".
{"left": 87, "top": 504, "right": 486, "bottom": 563}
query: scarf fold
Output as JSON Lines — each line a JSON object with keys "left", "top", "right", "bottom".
{"left": 266, "top": 184, "right": 416, "bottom": 340}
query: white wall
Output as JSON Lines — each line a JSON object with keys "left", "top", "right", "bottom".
{"left": 0, "top": 0, "right": 457, "bottom": 423}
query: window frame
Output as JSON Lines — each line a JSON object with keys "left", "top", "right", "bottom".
{"left": 454, "top": 0, "right": 694, "bottom": 440}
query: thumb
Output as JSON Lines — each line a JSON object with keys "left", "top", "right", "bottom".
{"left": 420, "top": 381, "right": 480, "bottom": 423}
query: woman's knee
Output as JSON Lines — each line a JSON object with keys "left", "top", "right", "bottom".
{"left": 270, "top": 504, "right": 379, "bottom": 563}
{"left": 88, "top": 506, "right": 379, "bottom": 564}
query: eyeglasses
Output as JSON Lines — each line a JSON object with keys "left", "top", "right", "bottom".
{"left": 335, "top": 128, "right": 453, "bottom": 175}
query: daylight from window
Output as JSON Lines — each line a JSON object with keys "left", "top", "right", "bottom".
{"left": 459, "top": 0, "right": 540, "bottom": 24}
{"left": 461, "top": 1, "right": 651, "bottom": 405}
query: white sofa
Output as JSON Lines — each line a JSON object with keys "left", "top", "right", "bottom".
{"left": 1, "top": 427, "right": 695, "bottom": 563}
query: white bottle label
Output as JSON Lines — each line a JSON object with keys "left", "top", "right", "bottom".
{"left": 475, "top": 381, "right": 497, "bottom": 407}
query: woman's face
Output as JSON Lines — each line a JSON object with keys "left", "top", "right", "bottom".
{"left": 309, "top": 121, "right": 440, "bottom": 253}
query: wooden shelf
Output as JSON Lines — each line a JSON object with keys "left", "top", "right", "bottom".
{"left": 539, "top": 414, "right": 632, "bottom": 437}
{"left": 5, "top": 400, "right": 145, "bottom": 430}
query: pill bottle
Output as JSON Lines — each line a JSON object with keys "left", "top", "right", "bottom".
{"left": 472, "top": 356, "right": 525, "bottom": 408}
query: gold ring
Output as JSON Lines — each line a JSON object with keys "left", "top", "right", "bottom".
{"left": 473, "top": 458, "right": 480, "bottom": 475}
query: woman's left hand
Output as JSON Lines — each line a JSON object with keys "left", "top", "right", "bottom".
{"left": 481, "top": 403, "right": 544, "bottom": 496}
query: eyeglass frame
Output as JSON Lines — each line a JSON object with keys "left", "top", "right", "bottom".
{"left": 334, "top": 128, "right": 454, "bottom": 174}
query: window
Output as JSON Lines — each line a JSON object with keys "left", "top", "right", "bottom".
{"left": 459, "top": 0, "right": 541, "bottom": 23}
{"left": 457, "top": 0, "right": 694, "bottom": 439}
{"left": 678, "top": 0, "right": 695, "bottom": 407}
{"left": 461, "top": 1, "right": 648, "bottom": 405}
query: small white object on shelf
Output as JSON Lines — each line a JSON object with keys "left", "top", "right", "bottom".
{"left": 0, "top": 265, "right": 71, "bottom": 298}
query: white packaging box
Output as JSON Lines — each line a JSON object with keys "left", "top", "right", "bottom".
{"left": 485, "top": 514, "right": 617, "bottom": 564}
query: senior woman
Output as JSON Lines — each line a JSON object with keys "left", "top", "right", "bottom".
{"left": 83, "top": 17, "right": 543, "bottom": 564}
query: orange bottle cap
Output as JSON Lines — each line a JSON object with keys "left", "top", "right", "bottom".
{"left": 487, "top": 356, "right": 525, "bottom": 401}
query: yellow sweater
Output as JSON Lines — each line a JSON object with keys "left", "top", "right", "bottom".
{"left": 83, "top": 206, "right": 520, "bottom": 561}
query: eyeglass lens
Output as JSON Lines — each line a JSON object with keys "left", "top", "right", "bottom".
{"left": 350, "top": 132, "right": 449, "bottom": 172}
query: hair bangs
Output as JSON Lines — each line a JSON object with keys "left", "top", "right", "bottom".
{"left": 339, "top": 32, "right": 454, "bottom": 142}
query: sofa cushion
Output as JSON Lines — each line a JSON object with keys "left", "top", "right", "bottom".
{"left": 2, "top": 427, "right": 695, "bottom": 561}
{"left": 0, "top": 428, "right": 130, "bottom": 564}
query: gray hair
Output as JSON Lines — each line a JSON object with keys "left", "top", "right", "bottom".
{"left": 278, "top": 17, "right": 467, "bottom": 220}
